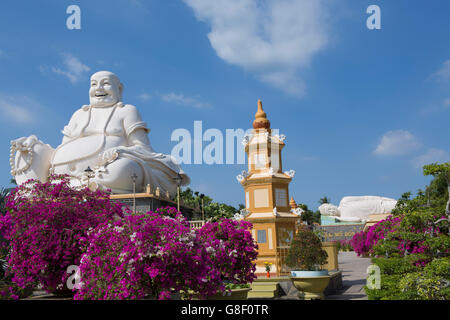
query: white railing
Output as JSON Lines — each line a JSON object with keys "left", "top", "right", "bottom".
{"left": 189, "top": 220, "right": 205, "bottom": 229}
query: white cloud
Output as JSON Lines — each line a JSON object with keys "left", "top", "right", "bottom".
{"left": 374, "top": 130, "right": 422, "bottom": 156}
{"left": 431, "top": 60, "right": 450, "bottom": 81}
{"left": 51, "top": 53, "right": 90, "bottom": 84}
{"left": 444, "top": 98, "right": 450, "bottom": 109}
{"left": 412, "top": 148, "right": 450, "bottom": 168}
{"left": 128, "top": 0, "right": 143, "bottom": 6}
{"left": 418, "top": 98, "right": 450, "bottom": 114}
{"left": 0, "top": 94, "right": 36, "bottom": 125}
{"left": 160, "top": 92, "right": 211, "bottom": 109}
{"left": 297, "top": 154, "right": 317, "bottom": 161}
{"left": 137, "top": 93, "right": 152, "bottom": 101}
{"left": 183, "top": 0, "right": 330, "bottom": 97}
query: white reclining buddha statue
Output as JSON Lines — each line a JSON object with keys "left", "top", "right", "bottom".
{"left": 319, "top": 196, "right": 397, "bottom": 222}
{"left": 10, "top": 71, "right": 190, "bottom": 194}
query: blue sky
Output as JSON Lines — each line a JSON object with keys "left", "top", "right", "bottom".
{"left": 0, "top": 0, "right": 449, "bottom": 210}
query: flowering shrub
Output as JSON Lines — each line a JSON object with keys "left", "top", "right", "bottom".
{"left": 195, "top": 218, "right": 258, "bottom": 286}
{"left": 154, "top": 206, "right": 180, "bottom": 218}
{"left": 0, "top": 175, "right": 123, "bottom": 294}
{"left": 372, "top": 211, "right": 449, "bottom": 265}
{"left": 362, "top": 180, "right": 450, "bottom": 300}
{"left": 74, "top": 213, "right": 258, "bottom": 300}
{"left": 352, "top": 212, "right": 448, "bottom": 262}
{"left": 286, "top": 225, "right": 328, "bottom": 270}
{"left": 399, "top": 258, "right": 450, "bottom": 300}
{"left": 350, "top": 232, "right": 368, "bottom": 256}
{"left": 0, "top": 176, "right": 258, "bottom": 300}
{"left": 351, "top": 216, "right": 402, "bottom": 257}
{"left": 75, "top": 210, "right": 224, "bottom": 300}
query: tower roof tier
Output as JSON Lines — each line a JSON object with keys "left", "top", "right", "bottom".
{"left": 244, "top": 212, "right": 301, "bottom": 221}
{"left": 239, "top": 173, "right": 293, "bottom": 187}
{"left": 244, "top": 131, "right": 286, "bottom": 154}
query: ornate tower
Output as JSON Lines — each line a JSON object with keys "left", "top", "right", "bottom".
{"left": 238, "top": 100, "right": 301, "bottom": 277}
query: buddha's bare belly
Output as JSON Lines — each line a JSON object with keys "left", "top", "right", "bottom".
{"left": 52, "top": 135, "right": 127, "bottom": 173}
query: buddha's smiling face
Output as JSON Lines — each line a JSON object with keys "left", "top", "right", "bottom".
{"left": 89, "top": 71, "right": 122, "bottom": 107}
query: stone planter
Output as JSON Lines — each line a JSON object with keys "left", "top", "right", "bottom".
{"left": 51, "top": 289, "right": 75, "bottom": 299}
{"left": 45, "top": 282, "right": 76, "bottom": 299}
{"left": 184, "top": 287, "right": 251, "bottom": 300}
{"left": 290, "top": 270, "right": 331, "bottom": 300}
{"left": 207, "top": 287, "right": 251, "bottom": 300}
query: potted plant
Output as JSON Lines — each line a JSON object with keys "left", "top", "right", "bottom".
{"left": 264, "top": 262, "right": 272, "bottom": 278}
{"left": 286, "top": 225, "right": 330, "bottom": 300}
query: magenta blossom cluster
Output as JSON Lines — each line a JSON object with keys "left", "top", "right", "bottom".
{"left": 0, "top": 176, "right": 258, "bottom": 300}
{"left": 74, "top": 213, "right": 258, "bottom": 300}
{"left": 0, "top": 176, "right": 123, "bottom": 293}
{"left": 154, "top": 206, "right": 180, "bottom": 218}
{"left": 195, "top": 218, "right": 258, "bottom": 285}
{"left": 351, "top": 215, "right": 444, "bottom": 265}
{"left": 351, "top": 216, "right": 402, "bottom": 257}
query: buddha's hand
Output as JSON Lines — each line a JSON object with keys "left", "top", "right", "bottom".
{"left": 11, "top": 137, "right": 27, "bottom": 149}
{"left": 100, "top": 147, "right": 125, "bottom": 164}
{"left": 11, "top": 135, "right": 38, "bottom": 151}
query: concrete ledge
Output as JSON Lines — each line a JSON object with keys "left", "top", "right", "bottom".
{"left": 249, "top": 277, "right": 283, "bottom": 299}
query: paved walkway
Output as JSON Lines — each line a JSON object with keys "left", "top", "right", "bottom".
{"left": 326, "top": 252, "right": 372, "bottom": 300}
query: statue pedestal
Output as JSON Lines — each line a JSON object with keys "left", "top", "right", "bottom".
{"left": 363, "top": 213, "right": 391, "bottom": 231}
{"left": 110, "top": 191, "right": 198, "bottom": 221}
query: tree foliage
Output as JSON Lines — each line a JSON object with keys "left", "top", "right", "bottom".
{"left": 363, "top": 163, "right": 450, "bottom": 300}
{"left": 297, "top": 204, "right": 321, "bottom": 225}
{"left": 423, "top": 162, "right": 450, "bottom": 215}
{"left": 180, "top": 187, "right": 241, "bottom": 220}
{"left": 286, "top": 225, "right": 328, "bottom": 270}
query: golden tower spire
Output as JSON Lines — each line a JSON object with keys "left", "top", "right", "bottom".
{"left": 289, "top": 196, "right": 297, "bottom": 209}
{"left": 253, "top": 99, "right": 271, "bottom": 129}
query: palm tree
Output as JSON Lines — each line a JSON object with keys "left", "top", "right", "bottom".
{"left": 318, "top": 196, "right": 330, "bottom": 205}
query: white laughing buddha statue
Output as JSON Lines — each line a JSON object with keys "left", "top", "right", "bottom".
{"left": 10, "top": 71, "right": 189, "bottom": 194}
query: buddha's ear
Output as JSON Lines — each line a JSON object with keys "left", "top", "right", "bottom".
{"left": 119, "top": 82, "right": 124, "bottom": 98}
